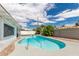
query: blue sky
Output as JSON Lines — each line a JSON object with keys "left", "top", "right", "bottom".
{"left": 2, "top": 3, "right": 79, "bottom": 29}
{"left": 46, "top": 3, "right": 79, "bottom": 27}
{"left": 47, "top": 3, "right": 79, "bottom": 16}
{"left": 30, "top": 3, "right": 79, "bottom": 29}
{"left": 31, "top": 3, "right": 79, "bottom": 29}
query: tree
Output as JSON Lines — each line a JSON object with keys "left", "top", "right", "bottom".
{"left": 35, "top": 25, "right": 45, "bottom": 34}
{"left": 35, "top": 27, "right": 41, "bottom": 34}
{"left": 75, "top": 23, "right": 79, "bottom": 26}
{"left": 35, "top": 25, "right": 55, "bottom": 36}
{"left": 62, "top": 24, "right": 65, "bottom": 27}
{"left": 75, "top": 20, "right": 79, "bottom": 26}
{"left": 42, "top": 25, "right": 54, "bottom": 36}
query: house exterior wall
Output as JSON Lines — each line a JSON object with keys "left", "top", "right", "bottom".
{"left": 2, "top": 18, "right": 17, "bottom": 40}
{"left": 0, "top": 19, "right": 3, "bottom": 40}
{"left": 0, "top": 4, "right": 21, "bottom": 54}
{"left": 0, "top": 4, "right": 21, "bottom": 41}
{"left": 54, "top": 28, "right": 79, "bottom": 39}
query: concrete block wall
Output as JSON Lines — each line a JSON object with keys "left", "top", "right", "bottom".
{"left": 54, "top": 28, "right": 79, "bottom": 39}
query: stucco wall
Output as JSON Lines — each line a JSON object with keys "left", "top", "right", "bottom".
{"left": 0, "top": 19, "right": 3, "bottom": 40}
{"left": 20, "top": 31, "right": 36, "bottom": 36}
{"left": 0, "top": 5, "right": 21, "bottom": 54}
{"left": 54, "top": 28, "right": 79, "bottom": 39}
{"left": 0, "top": 5, "right": 20, "bottom": 40}
{"left": 3, "top": 17, "right": 17, "bottom": 40}
{"left": 0, "top": 16, "right": 18, "bottom": 41}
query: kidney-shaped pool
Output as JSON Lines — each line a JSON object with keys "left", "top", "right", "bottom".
{"left": 18, "top": 35, "right": 65, "bottom": 51}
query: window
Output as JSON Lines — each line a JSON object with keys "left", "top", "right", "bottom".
{"left": 4, "top": 24, "right": 14, "bottom": 37}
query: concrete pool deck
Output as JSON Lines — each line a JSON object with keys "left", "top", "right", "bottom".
{"left": 9, "top": 37, "right": 79, "bottom": 56}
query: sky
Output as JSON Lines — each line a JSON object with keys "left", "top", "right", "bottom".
{"left": 1, "top": 3, "right": 79, "bottom": 29}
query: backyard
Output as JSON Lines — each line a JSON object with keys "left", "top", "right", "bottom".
{"left": 0, "top": 3, "right": 79, "bottom": 56}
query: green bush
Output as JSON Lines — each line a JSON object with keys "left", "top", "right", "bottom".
{"left": 35, "top": 25, "right": 54, "bottom": 36}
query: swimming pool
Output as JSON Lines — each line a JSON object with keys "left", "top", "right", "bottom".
{"left": 18, "top": 35, "right": 65, "bottom": 51}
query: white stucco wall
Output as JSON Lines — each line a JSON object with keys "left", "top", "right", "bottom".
{"left": 20, "top": 31, "right": 36, "bottom": 35}
{"left": 0, "top": 4, "right": 20, "bottom": 41}
{"left": 0, "top": 4, "right": 21, "bottom": 51}
{"left": 0, "top": 18, "right": 19, "bottom": 41}
{"left": 3, "top": 18, "right": 17, "bottom": 40}
{"left": 0, "top": 19, "right": 3, "bottom": 40}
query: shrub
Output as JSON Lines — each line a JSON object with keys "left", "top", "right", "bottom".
{"left": 35, "top": 25, "right": 54, "bottom": 36}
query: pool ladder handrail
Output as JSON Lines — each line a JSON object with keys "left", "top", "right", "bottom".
{"left": 33, "top": 39, "right": 43, "bottom": 48}
{"left": 25, "top": 37, "right": 43, "bottom": 50}
{"left": 25, "top": 39, "right": 30, "bottom": 50}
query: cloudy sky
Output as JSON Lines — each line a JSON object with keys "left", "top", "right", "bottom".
{"left": 1, "top": 3, "right": 79, "bottom": 29}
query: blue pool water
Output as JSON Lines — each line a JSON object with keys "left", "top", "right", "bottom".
{"left": 18, "top": 35, "right": 65, "bottom": 51}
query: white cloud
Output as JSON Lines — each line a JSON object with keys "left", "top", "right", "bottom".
{"left": 12, "top": 15, "right": 30, "bottom": 23}
{"left": 31, "top": 22, "right": 43, "bottom": 26}
{"left": 18, "top": 22, "right": 27, "bottom": 27}
{"left": 51, "top": 9, "right": 79, "bottom": 22}
{"left": 1, "top": 3, "right": 55, "bottom": 27}
{"left": 54, "top": 9, "right": 79, "bottom": 19}
{"left": 47, "top": 15, "right": 53, "bottom": 18}
{"left": 38, "top": 17, "right": 56, "bottom": 23}
{"left": 55, "top": 18, "right": 65, "bottom": 21}
{"left": 46, "top": 9, "right": 72, "bottom": 22}
{"left": 45, "top": 3, "right": 55, "bottom": 11}
{"left": 31, "top": 21, "right": 56, "bottom": 26}
{"left": 62, "top": 9, "right": 71, "bottom": 14}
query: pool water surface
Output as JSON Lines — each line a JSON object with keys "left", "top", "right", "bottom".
{"left": 18, "top": 35, "right": 65, "bottom": 51}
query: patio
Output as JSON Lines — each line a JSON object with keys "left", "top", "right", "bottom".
{"left": 9, "top": 37, "right": 79, "bottom": 56}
